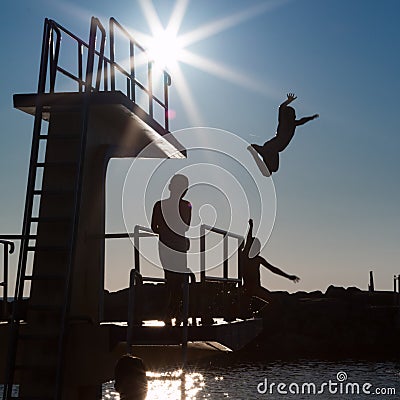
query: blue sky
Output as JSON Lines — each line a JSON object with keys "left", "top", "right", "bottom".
{"left": 1, "top": 0, "right": 399, "bottom": 293}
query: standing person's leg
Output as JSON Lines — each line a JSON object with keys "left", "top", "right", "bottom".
{"left": 159, "top": 242, "right": 187, "bottom": 325}
{"left": 159, "top": 242, "right": 175, "bottom": 325}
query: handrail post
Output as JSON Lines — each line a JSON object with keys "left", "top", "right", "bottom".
{"left": 94, "top": 18, "right": 106, "bottom": 91}
{"left": 86, "top": 17, "right": 106, "bottom": 92}
{"left": 223, "top": 235, "right": 228, "bottom": 280}
{"left": 129, "top": 41, "right": 136, "bottom": 102}
{"left": 181, "top": 271, "right": 190, "bottom": 370}
{"left": 148, "top": 61, "right": 153, "bottom": 117}
{"left": 0, "top": 240, "right": 15, "bottom": 319}
{"left": 134, "top": 225, "right": 140, "bottom": 274}
{"left": 200, "top": 225, "right": 206, "bottom": 283}
{"left": 86, "top": 18, "right": 96, "bottom": 92}
{"left": 164, "top": 72, "right": 171, "bottom": 131}
{"left": 109, "top": 18, "right": 116, "bottom": 91}
{"left": 127, "top": 268, "right": 140, "bottom": 353}
{"left": 397, "top": 275, "right": 400, "bottom": 306}
{"left": 49, "top": 22, "right": 61, "bottom": 93}
{"left": 78, "top": 43, "right": 83, "bottom": 92}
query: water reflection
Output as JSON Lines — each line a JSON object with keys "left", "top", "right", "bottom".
{"left": 103, "top": 369, "right": 206, "bottom": 400}
{"left": 103, "top": 361, "right": 400, "bottom": 400}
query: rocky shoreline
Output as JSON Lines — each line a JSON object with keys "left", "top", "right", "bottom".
{"left": 238, "top": 286, "right": 400, "bottom": 360}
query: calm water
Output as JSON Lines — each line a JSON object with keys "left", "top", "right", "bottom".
{"left": 1, "top": 360, "right": 398, "bottom": 398}
{"left": 103, "top": 360, "right": 400, "bottom": 399}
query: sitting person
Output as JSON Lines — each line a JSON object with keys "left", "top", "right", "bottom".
{"left": 241, "top": 219, "right": 300, "bottom": 302}
{"left": 114, "top": 355, "right": 148, "bottom": 400}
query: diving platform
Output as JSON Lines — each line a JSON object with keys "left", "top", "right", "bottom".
{"left": 13, "top": 91, "right": 185, "bottom": 159}
{"left": 109, "top": 319, "right": 263, "bottom": 351}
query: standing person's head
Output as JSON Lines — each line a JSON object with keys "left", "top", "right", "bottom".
{"left": 114, "top": 355, "right": 148, "bottom": 400}
{"left": 168, "top": 174, "right": 189, "bottom": 199}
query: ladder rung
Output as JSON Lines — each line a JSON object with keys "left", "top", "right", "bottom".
{"left": 39, "top": 133, "right": 80, "bottom": 140}
{"left": 33, "top": 189, "right": 74, "bottom": 196}
{"left": 35, "top": 161, "right": 76, "bottom": 168}
{"left": 11, "top": 397, "right": 53, "bottom": 400}
{"left": 29, "top": 304, "right": 63, "bottom": 312}
{"left": 14, "top": 364, "right": 56, "bottom": 375}
{"left": 27, "top": 245, "right": 69, "bottom": 252}
{"left": 30, "top": 216, "right": 72, "bottom": 223}
{"left": 24, "top": 274, "right": 65, "bottom": 281}
{"left": 19, "top": 332, "right": 59, "bottom": 340}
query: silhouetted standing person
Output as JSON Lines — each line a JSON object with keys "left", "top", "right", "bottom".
{"left": 151, "top": 174, "right": 192, "bottom": 325}
{"left": 114, "top": 355, "right": 148, "bottom": 400}
{"left": 249, "top": 93, "right": 319, "bottom": 174}
{"left": 241, "top": 219, "right": 300, "bottom": 302}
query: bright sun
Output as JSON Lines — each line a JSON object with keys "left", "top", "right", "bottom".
{"left": 132, "top": 0, "right": 275, "bottom": 125}
{"left": 148, "top": 29, "right": 183, "bottom": 70}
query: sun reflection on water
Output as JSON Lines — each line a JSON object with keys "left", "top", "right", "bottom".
{"left": 103, "top": 369, "right": 206, "bottom": 400}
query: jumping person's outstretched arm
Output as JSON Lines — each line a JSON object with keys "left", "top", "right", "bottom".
{"left": 295, "top": 114, "right": 319, "bottom": 126}
{"left": 280, "top": 93, "right": 297, "bottom": 108}
{"left": 259, "top": 257, "right": 300, "bottom": 282}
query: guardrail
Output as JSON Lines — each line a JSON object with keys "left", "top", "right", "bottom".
{"left": 39, "top": 17, "right": 171, "bottom": 131}
{"left": 0, "top": 240, "right": 15, "bottom": 318}
{"left": 200, "top": 224, "right": 243, "bottom": 285}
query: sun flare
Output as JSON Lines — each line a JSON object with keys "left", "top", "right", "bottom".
{"left": 148, "top": 29, "right": 184, "bottom": 70}
{"left": 132, "top": 0, "right": 280, "bottom": 125}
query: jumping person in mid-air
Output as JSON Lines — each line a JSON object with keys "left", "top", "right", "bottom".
{"left": 248, "top": 93, "right": 319, "bottom": 175}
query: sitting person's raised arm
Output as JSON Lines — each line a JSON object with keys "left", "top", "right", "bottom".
{"left": 243, "top": 219, "right": 254, "bottom": 256}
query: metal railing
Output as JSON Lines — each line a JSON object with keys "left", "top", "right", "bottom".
{"left": 106, "top": 226, "right": 191, "bottom": 367}
{"left": 109, "top": 18, "right": 172, "bottom": 131}
{"left": 0, "top": 240, "right": 15, "bottom": 319}
{"left": 200, "top": 224, "right": 244, "bottom": 285}
{"left": 40, "top": 17, "right": 171, "bottom": 131}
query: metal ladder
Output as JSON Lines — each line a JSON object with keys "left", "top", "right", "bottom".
{"left": 3, "top": 18, "right": 106, "bottom": 400}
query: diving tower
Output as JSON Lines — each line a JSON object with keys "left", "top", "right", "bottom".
{"left": 0, "top": 17, "right": 264, "bottom": 400}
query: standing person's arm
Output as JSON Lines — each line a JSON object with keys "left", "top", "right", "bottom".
{"left": 151, "top": 201, "right": 160, "bottom": 233}
{"left": 181, "top": 201, "right": 192, "bottom": 231}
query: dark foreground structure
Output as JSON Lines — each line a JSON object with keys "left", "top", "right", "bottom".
{"left": 103, "top": 284, "right": 400, "bottom": 362}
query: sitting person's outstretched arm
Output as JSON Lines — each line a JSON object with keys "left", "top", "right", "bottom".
{"left": 259, "top": 257, "right": 300, "bottom": 282}
{"left": 295, "top": 114, "right": 319, "bottom": 126}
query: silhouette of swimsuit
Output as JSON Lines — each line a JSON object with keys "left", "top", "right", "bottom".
{"left": 251, "top": 144, "right": 279, "bottom": 173}
{"left": 249, "top": 144, "right": 279, "bottom": 176}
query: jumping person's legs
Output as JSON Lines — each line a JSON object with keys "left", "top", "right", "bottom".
{"left": 250, "top": 142, "right": 280, "bottom": 173}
